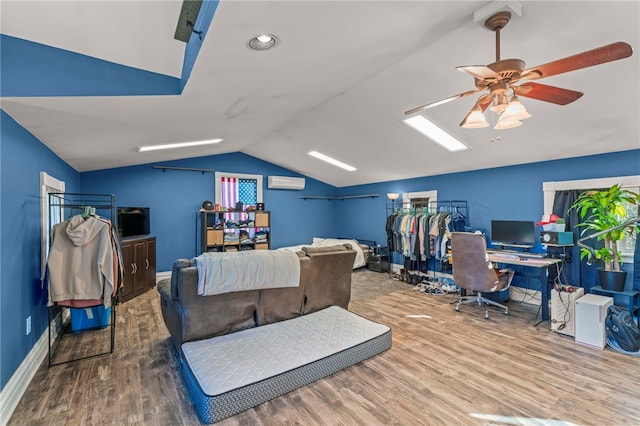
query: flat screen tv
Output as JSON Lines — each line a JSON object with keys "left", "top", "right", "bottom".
{"left": 491, "top": 220, "right": 535, "bottom": 248}
{"left": 117, "top": 207, "right": 150, "bottom": 238}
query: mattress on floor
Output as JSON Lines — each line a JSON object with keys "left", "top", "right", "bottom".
{"left": 180, "top": 305, "right": 392, "bottom": 424}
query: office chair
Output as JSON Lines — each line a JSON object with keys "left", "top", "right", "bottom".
{"left": 450, "top": 232, "right": 514, "bottom": 319}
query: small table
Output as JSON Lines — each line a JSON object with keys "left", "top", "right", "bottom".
{"left": 590, "top": 286, "right": 640, "bottom": 327}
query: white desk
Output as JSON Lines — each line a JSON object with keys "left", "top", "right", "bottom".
{"left": 488, "top": 253, "right": 562, "bottom": 324}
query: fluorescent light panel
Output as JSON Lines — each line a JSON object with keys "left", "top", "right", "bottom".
{"left": 138, "top": 138, "right": 222, "bottom": 152}
{"left": 308, "top": 151, "right": 357, "bottom": 172}
{"left": 403, "top": 116, "right": 468, "bottom": 152}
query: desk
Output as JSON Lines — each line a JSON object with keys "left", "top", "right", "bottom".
{"left": 590, "top": 286, "right": 640, "bottom": 327}
{"left": 488, "top": 254, "right": 562, "bottom": 324}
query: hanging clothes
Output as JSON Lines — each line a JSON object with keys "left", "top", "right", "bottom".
{"left": 47, "top": 214, "right": 116, "bottom": 308}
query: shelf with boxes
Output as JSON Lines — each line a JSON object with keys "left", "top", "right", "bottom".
{"left": 200, "top": 209, "right": 270, "bottom": 253}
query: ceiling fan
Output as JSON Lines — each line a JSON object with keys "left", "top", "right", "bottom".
{"left": 404, "top": 11, "right": 633, "bottom": 130}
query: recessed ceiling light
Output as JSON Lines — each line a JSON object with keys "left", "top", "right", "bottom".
{"left": 248, "top": 34, "right": 278, "bottom": 50}
{"left": 138, "top": 138, "right": 222, "bottom": 152}
{"left": 308, "top": 151, "right": 357, "bottom": 172}
{"left": 403, "top": 116, "right": 469, "bottom": 152}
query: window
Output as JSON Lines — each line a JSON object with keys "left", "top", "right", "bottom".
{"left": 214, "top": 172, "right": 263, "bottom": 209}
{"left": 543, "top": 175, "right": 640, "bottom": 261}
{"left": 402, "top": 190, "right": 438, "bottom": 209}
{"left": 40, "top": 172, "right": 65, "bottom": 283}
{"left": 620, "top": 190, "right": 639, "bottom": 254}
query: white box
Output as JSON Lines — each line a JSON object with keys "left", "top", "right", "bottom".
{"left": 551, "top": 287, "right": 584, "bottom": 336}
{"left": 575, "top": 294, "right": 614, "bottom": 349}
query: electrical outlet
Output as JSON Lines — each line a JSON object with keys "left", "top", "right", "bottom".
{"left": 26, "top": 316, "right": 31, "bottom": 335}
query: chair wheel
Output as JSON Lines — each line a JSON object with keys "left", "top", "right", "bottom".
{"left": 503, "top": 310, "right": 509, "bottom": 315}
{"left": 484, "top": 313, "right": 489, "bottom": 320}
{"left": 455, "top": 306, "right": 460, "bottom": 312}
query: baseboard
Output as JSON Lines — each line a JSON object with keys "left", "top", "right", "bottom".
{"left": 156, "top": 270, "right": 171, "bottom": 283}
{"left": 0, "top": 312, "right": 65, "bottom": 424}
{"left": 389, "top": 263, "right": 453, "bottom": 280}
{"left": 0, "top": 328, "right": 49, "bottom": 423}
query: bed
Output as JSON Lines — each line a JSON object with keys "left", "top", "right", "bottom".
{"left": 278, "top": 237, "right": 372, "bottom": 269}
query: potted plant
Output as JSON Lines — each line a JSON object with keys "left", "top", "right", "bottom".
{"left": 554, "top": 218, "right": 566, "bottom": 232}
{"left": 570, "top": 184, "right": 640, "bottom": 291}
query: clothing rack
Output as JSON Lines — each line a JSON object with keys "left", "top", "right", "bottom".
{"left": 385, "top": 200, "right": 468, "bottom": 277}
{"left": 47, "top": 192, "right": 117, "bottom": 366}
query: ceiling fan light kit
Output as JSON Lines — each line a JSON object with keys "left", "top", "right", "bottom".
{"left": 460, "top": 104, "right": 489, "bottom": 129}
{"left": 405, "top": 7, "right": 633, "bottom": 132}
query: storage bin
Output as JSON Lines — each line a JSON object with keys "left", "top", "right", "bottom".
{"left": 70, "top": 306, "right": 111, "bottom": 332}
{"left": 206, "top": 228, "right": 224, "bottom": 245}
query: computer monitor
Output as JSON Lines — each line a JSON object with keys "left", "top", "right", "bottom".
{"left": 490, "top": 220, "right": 535, "bottom": 248}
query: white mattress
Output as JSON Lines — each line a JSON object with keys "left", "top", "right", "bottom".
{"left": 180, "top": 306, "right": 391, "bottom": 423}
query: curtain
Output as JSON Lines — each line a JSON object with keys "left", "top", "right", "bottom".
{"left": 634, "top": 228, "right": 640, "bottom": 291}
{"left": 551, "top": 189, "right": 602, "bottom": 291}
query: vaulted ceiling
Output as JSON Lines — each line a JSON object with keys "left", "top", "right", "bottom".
{"left": 1, "top": 1, "right": 638, "bottom": 187}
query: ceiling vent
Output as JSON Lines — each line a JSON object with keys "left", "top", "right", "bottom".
{"left": 267, "top": 176, "right": 306, "bottom": 190}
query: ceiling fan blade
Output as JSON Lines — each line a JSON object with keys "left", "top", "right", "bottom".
{"left": 457, "top": 65, "right": 501, "bottom": 81}
{"left": 477, "top": 94, "right": 494, "bottom": 111}
{"left": 404, "top": 88, "right": 484, "bottom": 115}
{"left": 521, "top": 41, "right": 633, "bottom": 81}
{"left": 514, "top": 82, "right": 583, "bottom": 105}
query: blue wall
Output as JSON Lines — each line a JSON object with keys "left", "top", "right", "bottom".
{"left": 0, "top": 35, "right": 180, "bottom": 97}
{"left": 80, "top": 153, "right": 339, "bottom": 271}
{"left": 335, "top": 149, "right": 640, "bottom": 289}
{"left": 1, "top": 111, "right": 638, "bottom": 395}
{"left": 336, "top": 150, "right": 640, "bottom": 247}
{"left": 0, "top": 111, "right": 80, "bottom": 389}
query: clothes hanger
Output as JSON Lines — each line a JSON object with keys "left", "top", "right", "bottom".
{"left": 81, "top": 206, "right": 96, "bottom": 218}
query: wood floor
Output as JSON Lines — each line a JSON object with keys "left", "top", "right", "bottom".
{"left": 9, "top": 276, "right": 640, "bottom": 425}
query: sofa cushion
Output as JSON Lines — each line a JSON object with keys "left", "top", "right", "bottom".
{"left": 258, "top": 256, "right": 310, "bottom": 325}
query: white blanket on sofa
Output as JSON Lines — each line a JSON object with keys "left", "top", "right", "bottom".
{"left": 194, "top": 250, "right": 300, "bottom": 296}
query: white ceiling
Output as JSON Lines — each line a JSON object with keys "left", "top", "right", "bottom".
{"left": 1, "top": 1, "right": 638, "bottom": 187}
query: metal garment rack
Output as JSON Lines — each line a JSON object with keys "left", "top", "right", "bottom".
{"left": 385, "top": 200, "right": 469, "bottom": 276}
{"left": 47, "top": 192, "right": 117, "bottom": 367}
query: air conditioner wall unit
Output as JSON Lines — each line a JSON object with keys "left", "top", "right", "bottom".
{"left": 267, "top": 176, "right": 305, "bottom": 190}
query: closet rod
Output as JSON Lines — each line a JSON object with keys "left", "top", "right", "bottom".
{"left": 49, "top": 203, "right": 113, "bottom": 209}
{"left": 301, "top": 194, "right": 379, "bottom": 200}
{"left": 153, "top": 166, "right": 214, "bottom": 174}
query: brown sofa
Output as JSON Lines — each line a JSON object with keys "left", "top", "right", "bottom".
{"left": 157, "top": 244, "right": 357, "bottom": 352}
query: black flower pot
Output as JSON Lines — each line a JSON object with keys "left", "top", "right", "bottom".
{"left": 598, "top": 268, "right": 627, "bottom": 292}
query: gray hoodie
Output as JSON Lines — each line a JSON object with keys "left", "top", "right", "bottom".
{"left": 47, "top": 215, "right": 114, "bottom": 307}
